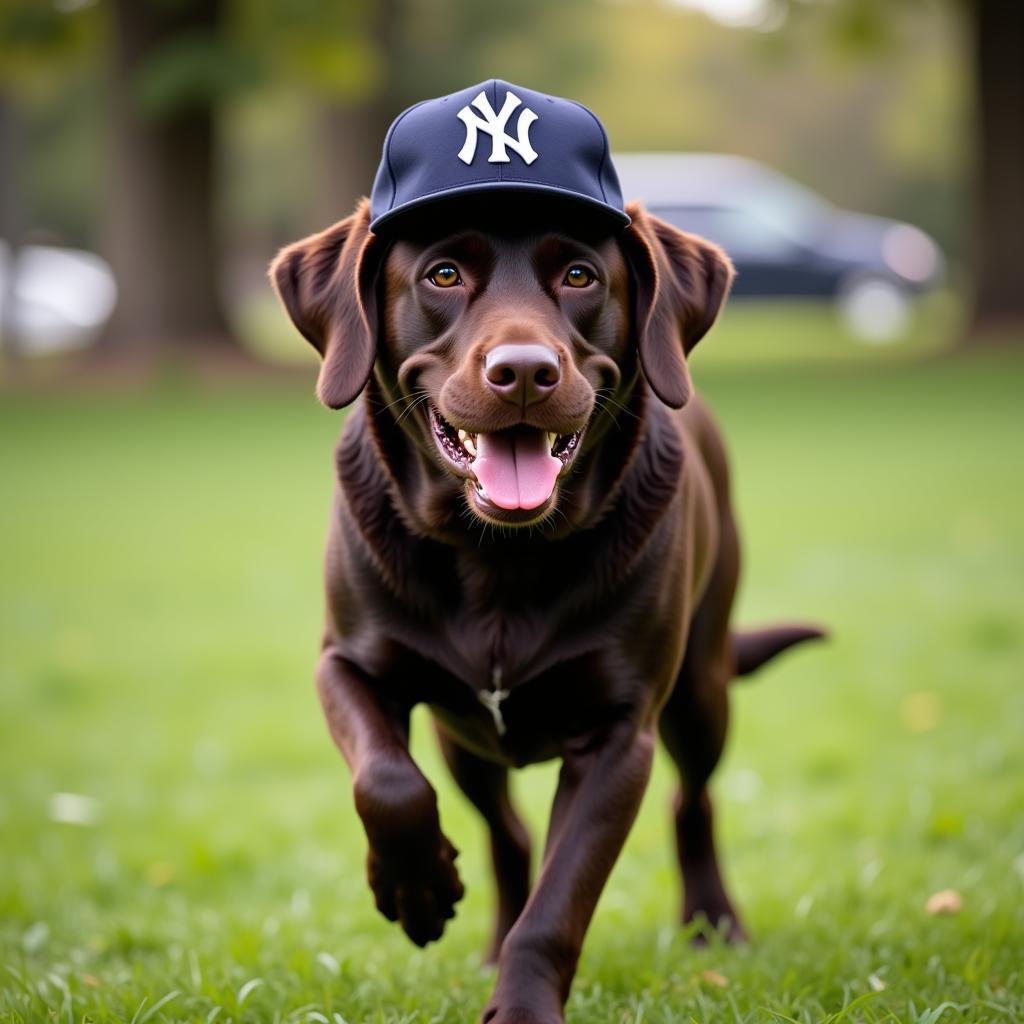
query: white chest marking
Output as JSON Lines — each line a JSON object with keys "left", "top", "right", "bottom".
{"left": 478, "top": 666, "right": 510, "bottom": 736}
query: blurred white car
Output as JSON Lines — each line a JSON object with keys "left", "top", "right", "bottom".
{"left": 614, "top": 153, "right": 944, "bottom": 342}
{"left": 0, "top": 241, "right": 118, "bottom": 356}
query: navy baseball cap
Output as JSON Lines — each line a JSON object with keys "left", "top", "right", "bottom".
{"left": 369, "top": 79, "right": 629, "bottom": 235}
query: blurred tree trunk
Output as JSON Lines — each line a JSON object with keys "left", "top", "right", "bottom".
{"left": 0, "top": 94, "right": 23, "bottom": 245}
{"left": 0, "top": 92, "right": 24, "bottom": 359}
{"left": 967, "top": 0, "right": 1024, "bottom": 341}
{"left": 315, "top": 0, "right": 401, "bottom": 228}
{"left": 102, "top": 0, "right": 234, "bottom": 353}
{"left": 316, "top": 101, "right": 390, "bottom": 226}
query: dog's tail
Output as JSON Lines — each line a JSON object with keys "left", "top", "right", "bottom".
{"left": 731, "top": 624, "right": 826, "bottom": 679}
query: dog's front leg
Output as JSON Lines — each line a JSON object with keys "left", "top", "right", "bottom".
{"left": 483, "top": 721, "right": 656, "bottom": 1024}
{"left": 316, "top": 647, "right": 464, "bottom": 946}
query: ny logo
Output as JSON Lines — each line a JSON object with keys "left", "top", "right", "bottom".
{"left": 457, "top": 90, "right": 539, "bottom": 166}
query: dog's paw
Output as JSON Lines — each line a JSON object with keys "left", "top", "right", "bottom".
{"left": 367, "top": 833, "right": 465, "bottom": 947}
{"left": 684, "top": 905, "right": 749, "bottom": 946}
{"left": 482, "top": 983, "right": 564, "bottom": 1024}
{"left": 481, "top": 1005, "right": 563, "bottom": 1024}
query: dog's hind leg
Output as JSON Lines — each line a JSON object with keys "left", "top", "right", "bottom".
{"left": 435, "top": 725, "right": 532, "bottom": 963}
{"left": 659, "top": 509, "right": 747, "bottom": 945}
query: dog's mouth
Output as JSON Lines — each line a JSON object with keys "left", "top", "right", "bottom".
{"left": 428, "top": 404, "right": 583, "bottom": 515}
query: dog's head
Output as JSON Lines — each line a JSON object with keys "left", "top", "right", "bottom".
{"left": 271, "top": 197, "right": 732, "bottom": 528}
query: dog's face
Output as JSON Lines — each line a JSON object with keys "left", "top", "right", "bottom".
{"left": 271, "top": 198, "right": 733, "bottom": 528}
{"left": 375, "top": 213, "right": 633, "bottom": 526}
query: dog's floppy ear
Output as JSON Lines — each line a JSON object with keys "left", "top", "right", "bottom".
{"left": 620, "top": 202, "right": 734, "bottom": 409}
{"left": 269, "top": 199, "right": 384, "bottom": 409}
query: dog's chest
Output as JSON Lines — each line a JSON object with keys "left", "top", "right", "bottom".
{"left": 369, "top": 569, "right": 646, "bottom": 763}
{"left": 423, "top": 619, "right": 622, "bottom": 765}
{"left": 434, "top": 599, "right": 568, "bottom": 699}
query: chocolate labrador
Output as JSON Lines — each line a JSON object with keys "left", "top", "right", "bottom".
{"left": 270, "top": 193, "right": 821, "bottom": 1023}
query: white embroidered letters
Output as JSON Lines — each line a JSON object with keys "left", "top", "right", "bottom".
{"left": 457, "top": 90, "right": 539, "bottom": 166}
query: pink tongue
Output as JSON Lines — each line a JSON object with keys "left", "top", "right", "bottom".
{"left": 474, "top": 429, "right": 561, "bottom": 510}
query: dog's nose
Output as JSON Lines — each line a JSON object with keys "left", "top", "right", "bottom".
{"left": 484, "top": 343, "right": 561, "bottom": 407}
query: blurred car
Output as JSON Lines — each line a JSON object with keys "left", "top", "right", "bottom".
{"left": 613, "top": 153, "right": 944, "bottom": 342}
{"left": 0, "top": 241, "right": 118, "bottom": 356}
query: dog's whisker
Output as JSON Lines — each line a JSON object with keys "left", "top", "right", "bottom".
{"left": 548, "top": 505, "right": 571, "bottom": 534}
{"left": 374, "top": 390, "right": 427, "bottom": 416}
{"left": 593, "top": 397, "right": 622, "bottom": 431}
{"left": 394, "top": 393, "right": 431, "bottom": 427}
{"left": 594, "top": 389, "right": 638, "bottom": 422}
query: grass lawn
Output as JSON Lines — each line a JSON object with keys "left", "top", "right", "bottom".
{"left": 1, "top": 319, "right": 1022, "bottom": 1022}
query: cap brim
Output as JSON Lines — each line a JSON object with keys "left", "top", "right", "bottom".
{"left": 369, "top": 180, "right": 631, "bottom": 236}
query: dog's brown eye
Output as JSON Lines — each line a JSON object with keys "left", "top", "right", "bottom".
{"left": 428, "top": 264, "right": 461, "bottom": 288}
{"left": 564, "top": 265, "right": 595, "bottom": 288}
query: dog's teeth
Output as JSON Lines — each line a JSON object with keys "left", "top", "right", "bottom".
{"left": 457, "top": 428, "right": 478, "bottom": 458}
{"left": 548, "top": 432, "right": 558, "bottom": 451}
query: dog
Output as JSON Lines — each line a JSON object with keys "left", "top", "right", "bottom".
{"left": 271, "top": 81, "right": 822, "bottom": 1024}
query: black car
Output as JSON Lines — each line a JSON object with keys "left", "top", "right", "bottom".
{"left": 613, "top": 153, "right": 944, "bottom": 341}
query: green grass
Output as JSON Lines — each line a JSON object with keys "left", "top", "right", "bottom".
{"left": 1, "top": 333, "right": 1022, "bottom": 1022}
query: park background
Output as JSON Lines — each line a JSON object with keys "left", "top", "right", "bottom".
{"left": 1, "top": 1, "right": 1022, "bottom": 1021}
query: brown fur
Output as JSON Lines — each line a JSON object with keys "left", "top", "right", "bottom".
{"left": 270, "top": 197, "right": 822, "bottom": 1024}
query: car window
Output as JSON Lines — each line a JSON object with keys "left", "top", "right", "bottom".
{"left": 652, "top": 206, "right": 791, "bottom": 260}
{"left": 748, "top": 175, "right": 829, "bottom": 242}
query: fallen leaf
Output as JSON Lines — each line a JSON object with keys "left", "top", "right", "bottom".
{"left": 82, "top": 974, "right": 101, "bottom": 988}
{"left": 145, "top": 862, "right": 176, "bottom": 887}
{"left": 700, "top": 969, "right": 729, "bottom": 988}
{"left": 868, "top": 973, "right": 887, "bottom": 991}
{"left": 901, "top": 692, "right": 942, "bottom": 733}
{"left": 926, "top": 888, "right": 963, "bottom": 914}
